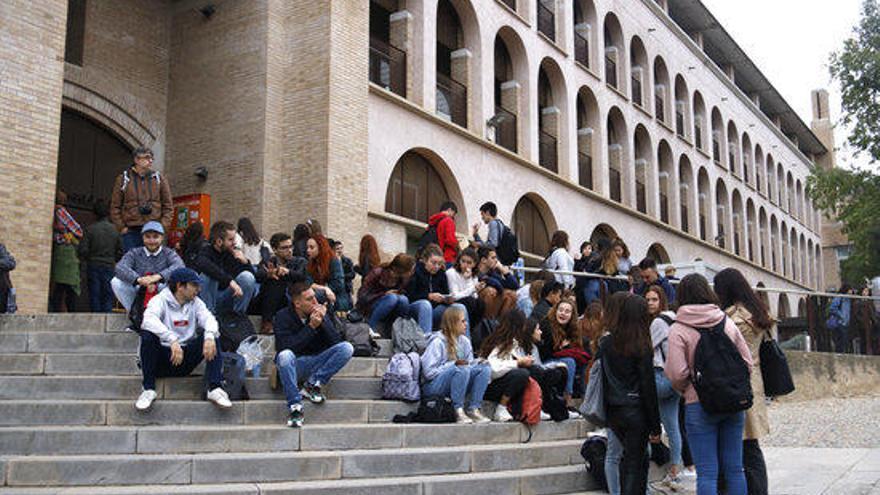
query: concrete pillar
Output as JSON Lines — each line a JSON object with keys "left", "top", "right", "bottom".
{"left": 390, "top": 10, "right": 414, "bottom": 98}
{"left": 0, "top": 0, "right": 68, "bottom": 312}
{"left": 608, "top": 144, "right": 623, "bottom": 201}
{"left": 578, "top": 127, "right": 595, "bottom": 188}
{"left": 408, "top": 0, "right": 436, "bottom": 110}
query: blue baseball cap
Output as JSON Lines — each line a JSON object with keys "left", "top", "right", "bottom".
{"left": 169, "top": 268, "right": 201, "bottom": 286}
{"left": 141, "top": 221, "right": 165, "bottom": 235}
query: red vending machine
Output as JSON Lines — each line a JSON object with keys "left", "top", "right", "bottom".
{"left": 168, "top": 193, "right": 211, "bottom": 249}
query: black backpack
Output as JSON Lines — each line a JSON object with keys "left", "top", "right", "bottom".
{"left": 470, "top": 318, "right": 497, "bottom": 356}
{"left": 392, "top": 395, "right": 456, "bottom": 423}
{"left": 416, "top": 224, "right": 440, "bottom": 255}
{"left": 529, "top": 365, "right": 569, "bottom": 421}
{"left": 496, "top": 221, "right": 520, "bottom": 266}
{"left": 692, "top": 318, "right": 753, "bottom": 414}
{"left": 217, "top": 312, "right": 256, "bottom": 353}
{"left": 580, "top": 436, "right": 609, "bottom": 491}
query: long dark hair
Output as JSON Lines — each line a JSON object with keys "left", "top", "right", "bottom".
{"left": 359, "top": 234, "right": 381, "bottom": 271}
{"left": 548, "top": 230, "right": 569, "bottom": 255}
{"left": 609, "top": 294, "right": 652, "bottom": 357}
{"left": 237, "top": 217, "right": 261, "bottom": 246}
{"left": 293, "top": 224, "right": 311, "bottom": 244}
{"left": 454, "top": 247, "right": 478, "bottom": 274}
{"left": 674, "top": 273, "right": 719, "bottom": 309}
{"left": 178, "top": 221, "right": 205, "bottom": 254}
{"left": 479, "top": 309, "right": 530, "bottom": 358}
{"left": 603, "top": 292, "right": 630, "bottom": 339}
{"left": 713, "top": 268, "right": 773, "bottom": 330}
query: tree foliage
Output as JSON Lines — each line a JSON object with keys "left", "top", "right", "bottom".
{"left": 829, "top": 0, "right": 880, "bottom": 163}
{"left": 807, "top": 167, "right": 880, "bottom": 284}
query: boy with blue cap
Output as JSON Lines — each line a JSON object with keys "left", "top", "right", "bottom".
{"left": 111, "top": 221, "right": 184, "bottom": 311}
{"left": 136, "top": 267, "right": 231, "bottom": 410}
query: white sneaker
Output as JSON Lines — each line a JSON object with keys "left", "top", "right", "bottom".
{"left": 455, "top": 408, "right": 474, "bottom": 424}
{"left": 206, "top": 387, "right": 232, "bottom": 409}
{"left": 135, "top": 389, "right": 157, "bottom": 411}
{"left": 493, "top": 405, "right": 514, "bottom": 422}
{"left": 567, "top": 409, "right": 582, "bottom": 420}
{"left": 540, "top": 411, "right": 551, "bottom": 421}
{"left": 467, "top": 408, "right": 491, "bottom": 423}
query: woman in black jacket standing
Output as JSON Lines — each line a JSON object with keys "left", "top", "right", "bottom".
{"left": 598, "top": 291, "right": 661, "bottom": 494}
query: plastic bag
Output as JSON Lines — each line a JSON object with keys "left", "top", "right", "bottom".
{"left": 236, "top": 335, "right": 272, "bottom": 377}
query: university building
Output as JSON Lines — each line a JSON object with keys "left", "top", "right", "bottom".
{"left": 2, "top": 0, "right": 832, "bottom": 314}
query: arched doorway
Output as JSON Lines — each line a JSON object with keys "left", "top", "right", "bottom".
{"left": 646, "top": 243, "right": 670, "bottom": 264}
{"left": 56, "top": 108, "right": 134, "bottom": 311}
{"left": 590, "top": 223, "right": 618, "bottom": 246}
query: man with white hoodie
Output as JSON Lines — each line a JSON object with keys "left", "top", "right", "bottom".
{"left": 135, "top": 267, "right": 232, "bottom": 411}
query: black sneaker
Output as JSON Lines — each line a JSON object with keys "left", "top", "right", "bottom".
{"left": 287, "top": 403, "right": 304, "bottom": 428}
{"left": 300, "top": 383, "right": 325, "bottom": 404}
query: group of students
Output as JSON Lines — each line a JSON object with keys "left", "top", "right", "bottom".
{"left": 591, "top": 268, "right": 775, "bottom": 495}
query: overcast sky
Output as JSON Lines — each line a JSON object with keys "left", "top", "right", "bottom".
{"left": 700, "top": 0, "right": 874, "bottom": 169}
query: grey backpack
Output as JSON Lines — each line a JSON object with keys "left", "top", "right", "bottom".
{"left": 392, "top": 317, "right": 427, "bottom": 354}
{"left": 382, "top": 352, "right": 421, "bottom": 402}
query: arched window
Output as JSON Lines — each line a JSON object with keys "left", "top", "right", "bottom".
{"left": 657, "top": 141, "right": 674, "bottom": 225}
{"left": 607, "top": 107, "right": 628, "bottom": 203}
{"left": 693, "top": 91, "right": 707, "bottom": 151}
{"left": 674, "top": 75, "right": 690, "bottom": 139}
{"left": 513, "top": 196, "right": 551, "bottom": 255}
{"left": 577, "top": 87, "right": 600, "bottom": 190}
{"left": 697, "top": 168, "right": 710, "bottom": 241}
{"left": 369, "top": 0, "right": 406, "bottom": 97}
{"left": 385, "top": 150, "right": 451, "bottom": 223}
{"left": 630, "top": 36, "right": 648, "bottom": 108}
{"left": 653, "top": 57, "right": 671, "bottom": 124}
{"left": 573, "top": 0, "right": 598, "bottom": 69}
{"left": 634, "top": 125, "right": 652, "bottom": 214}
{"left": 494, "top": 32, "right": 517, "bottom": 153}
{"left": 647, "top": 243, "right": 671, "bottom": 264}
{"left": 603, "top": 14, "right": 624, "bottom": 91}
{"left": 778, "top": 294, "right": 791, "bottom": 319}
{"left": 436, "top": 0, "right": 467, "bottom": 127}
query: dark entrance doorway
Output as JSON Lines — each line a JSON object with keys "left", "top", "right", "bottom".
{"left": 56, "top": 108, "right": 133, "bottom": 311}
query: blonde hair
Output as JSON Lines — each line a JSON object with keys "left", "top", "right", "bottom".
{"left": 440, "top": 306, "right": 466, "bottom": 360}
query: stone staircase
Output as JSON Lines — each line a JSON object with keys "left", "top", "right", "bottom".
{"left": 0, "top": 314, "right": 602, "bottom": 494}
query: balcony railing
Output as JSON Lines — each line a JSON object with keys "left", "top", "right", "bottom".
{"left": 578, "top": 152, "right": 593, "bottom": 190}
{"left": 717, "top": 223, "right": 725, "bottom": 248}
{"left": 436, "top": 72, "right": 467, "bottom": 128}
{"left": 676, "top": 110, "right": 685, "bottom": 137}
{"left": 609, "top": 168, "right": 622, "bottom": 202}
{"left": 713, "top": 139, "right": 721, "bottom": 163}
{"left": 537, "top": 2, "right": 555, "bottom": 41}
{"left": 605, "top": 56, "right": 617, "bottom": 88}
{"left": 632, "top": 76, "right": 642, "bottom": 107}
{"left": 681, "top": 205, "right": 689, "bottom": 232}
{"left": 700, "top": 215, "right": 707, "bottom": 240}
{"left": 574, "top": 31, "right": 589, "bottom": 68}
{"left": 369, "top": 37, "right": 406, "bottom": 98}
{"left": 694, "top": 123, "right": 703, "bottom": 149}
{"left": 494, "top": 106, "right": 517, "bottom": 153}
{"left": 538, "top": 130, "right": 558, "bottom": 172}
{"left": 636, "top": 182, "right": 646, "bottom": 213}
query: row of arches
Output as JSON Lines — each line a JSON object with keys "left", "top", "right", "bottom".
{"left": 368, "top": 0, "right": 820, "bottom": 238}
{"left": 383, "top": 147, "right": 820, "bottom": 289}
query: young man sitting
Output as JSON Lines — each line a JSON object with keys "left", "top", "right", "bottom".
{"left": 530, "top": 280, "right": 564, "bottom": 323}
{"left": 135, "top": 267, "right": 231, "bottom": 411}
{"left": 476, "top": 246, "right": 519, "bottom": 319}
{"left": 273, "top": 282, "right": 354, "bottom": 427}
{"left": 193, "top": 221, "right": 257, "bottom": 316}
{"left": 252, "top": 232, "right": 308, "bottom": 334}
{"left": 111, "top": 221, "right": 184, "bottom": 311}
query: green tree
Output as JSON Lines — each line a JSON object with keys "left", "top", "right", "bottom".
{"left": 807, "top": 167, "right": 880, "bottom": 284}
{"left": 829, "top": 0, "right": 880, "bottom": 162}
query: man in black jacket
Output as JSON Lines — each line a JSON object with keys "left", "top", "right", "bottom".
{"left": 251, "top": 232, "right": 307, "bottom": 334}
{"left": 193, "top": 221, "right": 257, "bottom": 316}
{"left": 273, "top": 281, "right": 354, "bottom": 428}
{"left": 530, "top": 280, "right": 563, "bottom": 323}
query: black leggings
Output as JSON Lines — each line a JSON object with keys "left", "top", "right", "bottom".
{"left": 609, "top": 405, "right": 650, "bottom": 495}
{"left": 50, "top": 283, "right": 77, "bottom": 312}
{"left": 484, "top": 368, "right": 529, "bottom": 402}
{"left": 743, "top": 439, "right": 768, "bottom": 495}
{"left": 679, "top": 396, "right": 694, "bottom": 466}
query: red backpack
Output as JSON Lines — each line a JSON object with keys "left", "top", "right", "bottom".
{"left": 509, "top": 377, "right": 542, "bottom": 426}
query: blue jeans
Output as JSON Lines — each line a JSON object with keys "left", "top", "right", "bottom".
{"left": 122, "top": 228, "right": 143, "bottom": 252}
{"left": 546, "top": 357, "right": 577, "bottom": 396}
{"left": 583, "top": 279, "right": 605, "bottom": 306}
{"left": 87, "top": 265, "right": 115, "bottom": 312}
{"left": 111, "top": 277, "right": 167, "bottom": 312}
{"left": 685, "top": 402, "right": 747, "bottom": 495}
{"left": 408, "top": 300, "right": 469, "bottom": 335}
{"left": 199, "top": 271, "right": 257, "bottom": 315}
{"left": 421, "top": 363, "right": 491, "bottom": 410}
{"left": 275, "top": 342, "right": 354, "bottom": 407}
{"left": 369, "top": 294, "right": 410, "bottom": 330}
{"left": 655, "top": 369, "right": 683, "bottom": 467}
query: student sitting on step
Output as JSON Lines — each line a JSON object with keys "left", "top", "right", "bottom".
{"left": 478, "top": 309, "right": 534, "bottom": 422}
{"left": 420, "top": 306, "right": 492, "bottom": 424}
{"left": 111, "top": 221, "right": 184, "bottom": 312}
{"left": 135, "top": 267, "right": 231, "bottom": 411}
{"left": 273, "top": 281, "right": 354, "bottom": 428}
{"left": 405, "top": 243, "right": 469, "bottom": 335}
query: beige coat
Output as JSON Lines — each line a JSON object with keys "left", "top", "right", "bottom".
{"left": 726, "top": 304, "right": 770, "bottom": 440}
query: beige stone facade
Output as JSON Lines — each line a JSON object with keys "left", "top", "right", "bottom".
{"left": 0, "top": 0, "right": 831, "bottom": 315}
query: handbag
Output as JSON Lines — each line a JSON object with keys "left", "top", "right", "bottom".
{"left": 759, "top": 330, "right": 795, "bottom": 397}
{"left": 579, "top": 358, "right": 606, "bottom": 426}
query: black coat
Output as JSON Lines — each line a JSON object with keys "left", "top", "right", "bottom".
{"left": 404, "top": 261, "right": 450, "bottom": 306}
{"left": 273, "top": 306, "right": 343, "bottom": 357}
{"left": 192, "top": 243, "right": 254, "bottom": 289}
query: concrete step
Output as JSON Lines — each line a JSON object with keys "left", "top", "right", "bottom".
{"left": 0, "top": 353, "right": 389, "bottom": 377}
{"left": 0, "top": 332, "right": 393, "bottom": 357}
{"left": 0, "top": 399, "right": 418, "bottom": 427}
{"left": 0, "top": 375, "right": 385, "bottom": 400}
{"left": 0, "top": 440, "right": 588, "bottom": 487}
{"left": 0, "top": 464, "right": 593, "bottom": 494}
{"left": 0, "top": 420, "right": 588, "bottom": 456}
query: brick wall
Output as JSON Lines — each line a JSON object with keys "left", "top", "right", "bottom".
{"left": 0, "top": 0, "right": 69, "bottom": 312}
